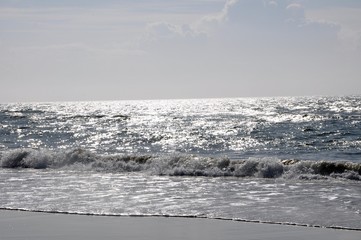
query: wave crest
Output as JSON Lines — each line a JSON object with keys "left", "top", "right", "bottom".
{"left": 1, "top": 148, "right": 360, "bottom": 180}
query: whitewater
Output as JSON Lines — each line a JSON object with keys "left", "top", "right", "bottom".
{"left": 0, "top": 96, "right": 360, "bottom": 230}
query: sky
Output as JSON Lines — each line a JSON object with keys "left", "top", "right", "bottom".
{"left": 1, "top": 0, "right": 361, "bottom": 102}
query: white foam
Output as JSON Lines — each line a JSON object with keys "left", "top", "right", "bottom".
{"left": 1, "top": 148, "right": 360, "bottom": 181}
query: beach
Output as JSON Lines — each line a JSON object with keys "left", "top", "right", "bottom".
{"left": 2, "top": 0, "right": 361, "bottom": 237}
{"left": 1, "top": 210, "right": 360, "bottom": 240}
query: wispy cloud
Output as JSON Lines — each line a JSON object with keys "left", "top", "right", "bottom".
{"left": 306, "top": 7, "right": 361, "bottom": 51}
{"left": 143, "top": 0, "right": 340, "bottom": 47}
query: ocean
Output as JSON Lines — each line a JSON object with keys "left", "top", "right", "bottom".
{"left": 0, "top": 96, "right": 360, "bottom": 230}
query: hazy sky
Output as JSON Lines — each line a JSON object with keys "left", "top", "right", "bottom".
{"left": 1, "top": 0, "right": 361, "bottom": 102}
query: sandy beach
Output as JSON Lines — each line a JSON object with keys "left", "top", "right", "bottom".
{"left": 1, "top": 210, "right": 360, "bottom": 240}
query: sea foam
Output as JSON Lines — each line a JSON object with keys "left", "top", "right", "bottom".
{"left": 1, "top": 148, "right": 360, "bottom": 180}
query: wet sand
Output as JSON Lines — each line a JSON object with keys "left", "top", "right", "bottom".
{"left": 1, "top": 210, "right": 360, "bottom": 240}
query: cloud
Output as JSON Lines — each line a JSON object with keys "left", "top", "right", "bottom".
{"left": 144, "top": 0, "right": 339, "bottom": 44}
{"left": 146, "top": 22, "right": 189, "bottom": 40}
{"left": 194, "top": 0, "right": 237, "bottom": 32}
{"left": 144, "top": 0, "right": 238, "bottom": 40}
{"left": 306, "top": 7, "right": 361, "bottom": 51}
{"left": 135, "top": 0, "right": 357, "bottom": 97}
{"left": 218, "top": 0, "right": 339, "bottom": 46}
{"left": 286, "top": 3, "right": 304, "bottom": 21}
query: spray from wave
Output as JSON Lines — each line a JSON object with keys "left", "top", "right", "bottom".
{"left": 1, "top": 148, "right": 360, "bottom": 180}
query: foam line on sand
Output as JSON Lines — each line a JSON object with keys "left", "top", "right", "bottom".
{"left": 1, "top": 210, "right": 360, "bottom": 240}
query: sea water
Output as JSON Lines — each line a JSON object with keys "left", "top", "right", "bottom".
{"left": 0, "top": 96, "right": 360, "bottom": 229}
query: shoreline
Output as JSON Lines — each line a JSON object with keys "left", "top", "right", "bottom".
{"left": 1, "top": 209, "right": 360, "bottom": 240}
{"left": 1, "top": 207, "right": 361, "bottom": 232}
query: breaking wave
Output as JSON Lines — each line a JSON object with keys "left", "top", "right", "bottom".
{"left": 1, "top": 148, "right": 360, "bottom": 181}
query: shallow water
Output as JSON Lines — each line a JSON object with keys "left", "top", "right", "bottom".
{"left": 1, "top": 169, "right": 360, "bottom": 229}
